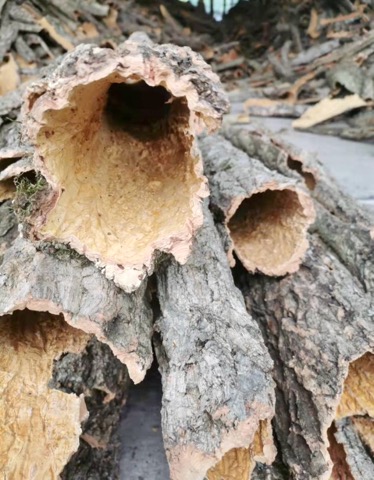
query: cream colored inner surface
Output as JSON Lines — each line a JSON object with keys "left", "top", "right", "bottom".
{"left": 0, "top": 310, "right": 90, "bottom": 480}
{"left": 228, "top": 190, "right": 306, "bottom": 273}
{"left": 37, "top": 77, "right": 201, "bottom": 268}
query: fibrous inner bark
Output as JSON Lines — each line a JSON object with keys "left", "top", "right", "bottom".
{"left": 228, "top": 189, "right": 308, "bottom": 274}
{"left": 36, "top": 76, "right": 202, "bottom": 272}
{"left": 0, "top": 310, "right": 90, "bottom": 479}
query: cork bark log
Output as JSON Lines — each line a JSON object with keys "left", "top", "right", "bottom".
{"left": 155, "top": 203, "right": 276, "bottom": 480}
{"left": 0, "top": 28, "right": 372, "bottom": 480}
{"left": 222, "top": 126, "right": 374, "bottom": 479}
{"left": 199, "top": 134, "right": 315, "bottom": 276}
{"left": 22, "top": 35, "right": 228, "bottom": 292}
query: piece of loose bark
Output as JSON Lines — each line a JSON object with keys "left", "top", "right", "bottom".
{"left": 0, "top": 237, "right": 153, "bottom": 383}
{"left": 292, "top": 94, "right": 367, "bottom": 130}
{"left": 155, "top": 203, "right": 275, "bottom": 480}
{"left": 0, "top": 310, "right": 130, "bottom": 479}
{"left": 22, "top": 36, "right": 229, "bottom": 292}
{"left": 0, "top": 310, "right": 91, "bottom": 479}
{"left": 199, "top": 135, "right": 315, "bottom": 276}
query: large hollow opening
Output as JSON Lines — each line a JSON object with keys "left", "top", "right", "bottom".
{"left": 35, "top": 76, "right": 204, "bottom": 278}
{"left": 228, "top": 189, "right": 309, "bottom": 275}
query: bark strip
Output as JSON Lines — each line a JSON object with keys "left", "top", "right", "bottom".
{"left": 155, "top": 203, "right": 276, "bottom": 480}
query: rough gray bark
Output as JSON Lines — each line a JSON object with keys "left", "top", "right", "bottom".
{"left": 199, "top": 134, "right": 315, "bottom": 276}
{"left": 54, "top": 338, "right": 131, "bottom": 480}
{"left": 238, "top": 234, "right": 373, "bottom": 480}
{"left": 0, "top": 87, "right": 30, "bottom": 160}
{"left": 333, "top": 418, "right": 374, "bottom": 480}
{"left": 217, "top": 125, "right": 374, "bottom": 479}
{"left": 0, "top": 238, "right": 153, "bottom": 384}
{"left": 0, "top": 200, "right": 18, "bottom": 251}
{"left": 155, "top": 203, "right": 276, "bottom": 480}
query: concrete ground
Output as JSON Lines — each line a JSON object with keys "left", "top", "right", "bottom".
{"left": 119, "top": 116, "right": 374, "bottom": 480}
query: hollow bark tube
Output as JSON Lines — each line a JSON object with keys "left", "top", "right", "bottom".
{"left": 199, "top": 135, "right": 315, "bottom": 276}
{"left": 0, "top": 310, "right": 91, "bottom": 479}
{"left": 155, "top": 203, "right": 276, "bottom": 480}
{"left": 23, "top": 38, "right": 229, "bottom": 292}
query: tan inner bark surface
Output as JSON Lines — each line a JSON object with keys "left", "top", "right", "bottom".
{"left": 36, "top": 76, "right": 202, "bottom": 268}
{"left": 0, "top": 179, "right": 16, "bottom": 202}
{"left": 206, "top": 421, "right": 270, "bottom": 480}
{"left": 228, "top": 190, "right": 307, "bottom": 273}
{"left": 0, "top": 310, "right": 90, "bottom": 479}
{"left": 328, "top": 353, "right": 374, "bottom": 479}
{"left": 336, "top": 352, "right": 374, "bottom": 419}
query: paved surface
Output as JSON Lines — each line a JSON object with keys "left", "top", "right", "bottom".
{"left": 119, "top": 116, "right": 374, "bottom": 480}
{"left": 119, "top": 366, "right": 169, "bottom": 480}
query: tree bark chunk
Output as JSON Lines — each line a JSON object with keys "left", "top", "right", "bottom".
{"left": 0, "top": 310, "right": 90, "bottom": 479}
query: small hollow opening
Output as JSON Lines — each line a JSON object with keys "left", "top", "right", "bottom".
{"left": 327, "top": 423, "right": 354, "bottom": 480}
{"left": 327, "top": 353, "right": 374, "bottom": 477}
{"left": 105, "top": 81, "right": 172, "bottom": 136}
{"left": 206, "top": 420, "right": 272, "bottom": 480}
{"left": 287, "top": 157, "right": 316, "bottom": 191}
{"left": 228, "top": 189, "right": 307, "bottom": 275}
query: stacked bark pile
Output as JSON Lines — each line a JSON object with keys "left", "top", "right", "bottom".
{"left": 0, "top": 30, "right": 373, "bottom": 480}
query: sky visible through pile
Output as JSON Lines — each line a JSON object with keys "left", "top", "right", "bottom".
{"left": 179, "top": 0, "right": 240, "bottom": 18}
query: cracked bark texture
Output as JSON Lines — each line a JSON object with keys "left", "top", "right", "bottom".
{"left": 55, "top": 337, "right": 131, "bottom": 480}
{"left": 22, "top": 36, "right": 228, "bottom": 292}
{"left": 155, "top": 203, "right": 276, "bottom": 480}
{"left": 333, "top": 418, "right": 374, "bottom": 480}
{"left": 0, "top": 87, "right": 32, "bottom": 202}
{"left": 238, "top": 233, "right": 373, "bottom": 480}
{"left": 0, "top": 238, "right": 153, "bottom": 383}
{"left": 199, "top": 134, "right": 314, "bottom": 276}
